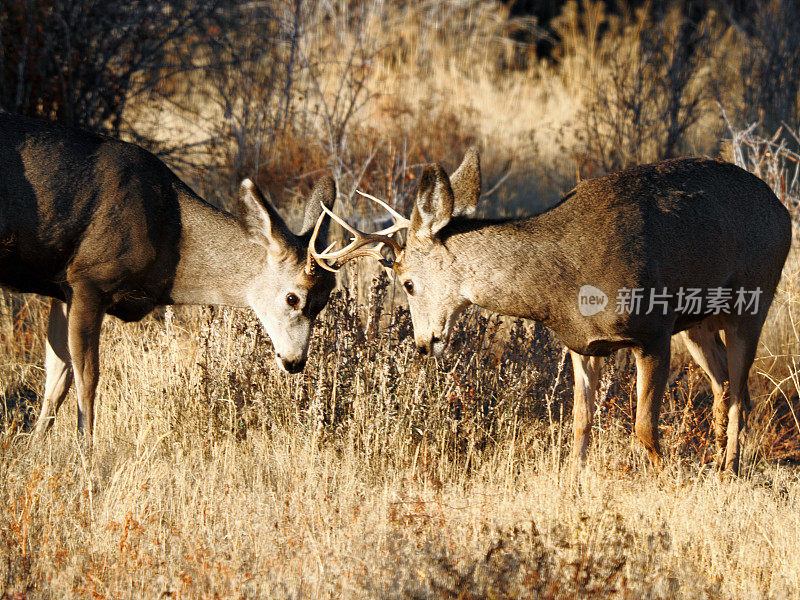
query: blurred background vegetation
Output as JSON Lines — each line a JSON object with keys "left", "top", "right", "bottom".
{"left": 2, "top": 0, "right": 799, "bottom": 218}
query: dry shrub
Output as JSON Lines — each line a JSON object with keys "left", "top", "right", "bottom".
{"left": 736, "top": 0, "right": 800, "bottom": 134}
{"left": 128, "top": 1, "right": 557, "bottom": 223}
{"left": 0, "top": 0, "right": 227, "bottom": 141}
{"left": 553, "top": 0, "right": 723, "bottom": 175}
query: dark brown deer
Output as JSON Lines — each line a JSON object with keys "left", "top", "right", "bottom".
{"left": 0, "top": 113, "right": 337, "bottom": 444}
{"left": 311, "top": 149, "right": 792, "bottom": 474}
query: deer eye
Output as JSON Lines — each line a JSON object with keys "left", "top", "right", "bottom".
{"left": 403, "top": 281, "right": 414, "bottom": 294}
{"left": 285, "top": 293, "right": 300, "bottom": 308}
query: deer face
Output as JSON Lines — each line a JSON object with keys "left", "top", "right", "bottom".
{"left": 305, "top": 148, "right": 481, "bottom": 360}
{"left": 247, "top": 254, "right": 334, "bottom": 372}
{"left": 236, "top": 177, "right": 336, "bottom": 373}
{"left": 394, "top": 150, "right": 481, "bottom": 357}
{"left": 394, "top": 234, "right": 469, "bottom": 357}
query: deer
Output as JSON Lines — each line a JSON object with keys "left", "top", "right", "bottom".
{"left": 0, "top": 113, "right": 337, "bottom": 446}
{"left": 308, "top": 148, "right": 793, "bottom": 475}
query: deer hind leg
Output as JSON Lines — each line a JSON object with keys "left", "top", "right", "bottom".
{"left": 32, "top": 299, "right": 74, "bottom": 440}
{"left": 66, "top": 286, "right": 105, "bottom": 448}
{"left": 680, "top": 322, "right": 729, "bottom": 465}
{"left": 632, "top": 335, "right": 672, "bottom": 469}
{"left": 570, "top": 350, "right": 601, "bottom": 469}
{"left": 722, "top": 316, "right": 763, "bottom": 475}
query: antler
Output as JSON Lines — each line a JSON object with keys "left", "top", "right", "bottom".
{"left": 307, "top": 191, "right": 411, "bottom": 273}
{"left": 354, "top": 190, "right": 412, "bottom": 234}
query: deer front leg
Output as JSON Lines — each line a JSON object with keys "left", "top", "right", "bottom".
{"left": 570, "top": 351, "right": 601, "bottom": 469}
{"left": 66, "top": 286, "right": 105, "bottom": 448}
{"left": 632, "top": 336, "right": 671, "bottom": 469}
{"left": 32, "top": 299, "right": 74, "bottom": 440}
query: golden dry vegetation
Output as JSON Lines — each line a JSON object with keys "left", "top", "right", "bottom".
{"left": 2, "top": 1, "right": 800, "bottom": 598}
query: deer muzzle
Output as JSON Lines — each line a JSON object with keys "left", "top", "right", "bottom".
{"left": 416, "top": 334, "right": 445, "bottom": 358}
{"left": 275, "top": 354, "right": 307, "bottom": 374}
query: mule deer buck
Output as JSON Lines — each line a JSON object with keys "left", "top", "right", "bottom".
{"left": 0, "top": 113, "right": 337, "bottom": 445}
{"left": 310, "top": 148, "right": 792, "bottom": 474}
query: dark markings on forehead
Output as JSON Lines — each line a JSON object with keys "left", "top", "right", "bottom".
{"left": 302, "top": 271, "right": 335, "bottom": 318}
{"left": 393, "top": 261, "right": 409, "bottom": 276}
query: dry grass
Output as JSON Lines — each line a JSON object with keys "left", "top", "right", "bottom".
{"left": 2, "top": 268, "right": 800, "bottom": 599}
{"left": 3, "top": 2, "right": 800, "bottom": 598}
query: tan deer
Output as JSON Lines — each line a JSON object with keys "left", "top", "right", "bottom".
{"left": 310, "top": 148, "right": 792, "bottom": 474}
{"left": 0, "top": 113, "right": 337, "bottom": 445}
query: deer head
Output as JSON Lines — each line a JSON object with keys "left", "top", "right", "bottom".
{"left": 309, "top": 148, "right": 481, "bottom": 357}
{"left": 237, "top": 176, "right": 337, "bottom": 372}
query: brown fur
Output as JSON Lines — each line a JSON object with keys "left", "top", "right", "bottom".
{"left": 0, "top": 113, "right": 336, "bottom": 445}
{"left": 395, "top": 153, "right": 791, "bottom": 474}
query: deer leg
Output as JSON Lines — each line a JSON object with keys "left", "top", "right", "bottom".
{"left": 632, "top": 336, "right": 672, "bottom": 469}
{"left": 66, "top": 286, "right": 105, "bottom": 448}
{"left": 722, "top": 318, "right": 762, "bottom": 475}
{"left": 680, "top": 323, "right": 729, "bottom": 465}
{"left": 32, "top": 299, "right": 74, "bottom": 440}
{"left": 570, "top": 350, "right": 601, "bottom": 469}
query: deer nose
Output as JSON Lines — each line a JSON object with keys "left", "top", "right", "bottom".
{"left": 416, "top": 334, "right": 440, "bottom": 357}
{"left": 276, "top": 354, "right": 306, "bottom": 374}
{"left": 283, "top": 358, "right": 305, "bottom": 373}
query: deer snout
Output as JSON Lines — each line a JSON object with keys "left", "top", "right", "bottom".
{"left": 276, "top": 353, "right": 306, "bottom": 374}
{"left": 416, "top": 334, "right": 443, "bottom": 357}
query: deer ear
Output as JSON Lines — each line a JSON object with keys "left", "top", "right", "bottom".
{"left": 449, "top": 147, "right": 481, "bottom": 217}
{"left": 411, "top": 164, "right": 454, "bottom": 238}
{"left": 236, "top": 179, "right": 294, "bottom": 252}
{"left": 300, "top": 175, "right": 336, "bottom": 236}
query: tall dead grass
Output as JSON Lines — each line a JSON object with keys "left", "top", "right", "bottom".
{"left": 2, "top": 269, "right": 799, "bottom": 598}
{"left": 3, "top": 1, "right": 800, "bottom": 598}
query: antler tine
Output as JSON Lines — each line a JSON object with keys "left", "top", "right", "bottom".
{"left": 307, "top": 201, "right": 404, "bottom": 271}
{"left": 329, "top": 245, "right": 388, "bottom": 268}
{"left": 320, "top": 202, "right": 362, "bottom": 240}
{"left": 311, "top": 241, "right": 340, "bottom": 273}
{"left": 355, "top": 190, "right": 412, "bottom": 235}
{"left": 306, "top": 208, "right": 335, "bottom": 274}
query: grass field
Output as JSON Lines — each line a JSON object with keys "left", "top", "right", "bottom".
{"left": 2, "top": 268, "right": 799, "bottom": 598}
{"left": 3, "top": 1, "right": 800, "bottom": 598}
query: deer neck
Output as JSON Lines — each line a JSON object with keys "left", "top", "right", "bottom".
{"left": 446, "top": 216, "right": 570, "bottom": 325}
{"left": 170, "top": 192, "right": 266, "bottom": 307}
